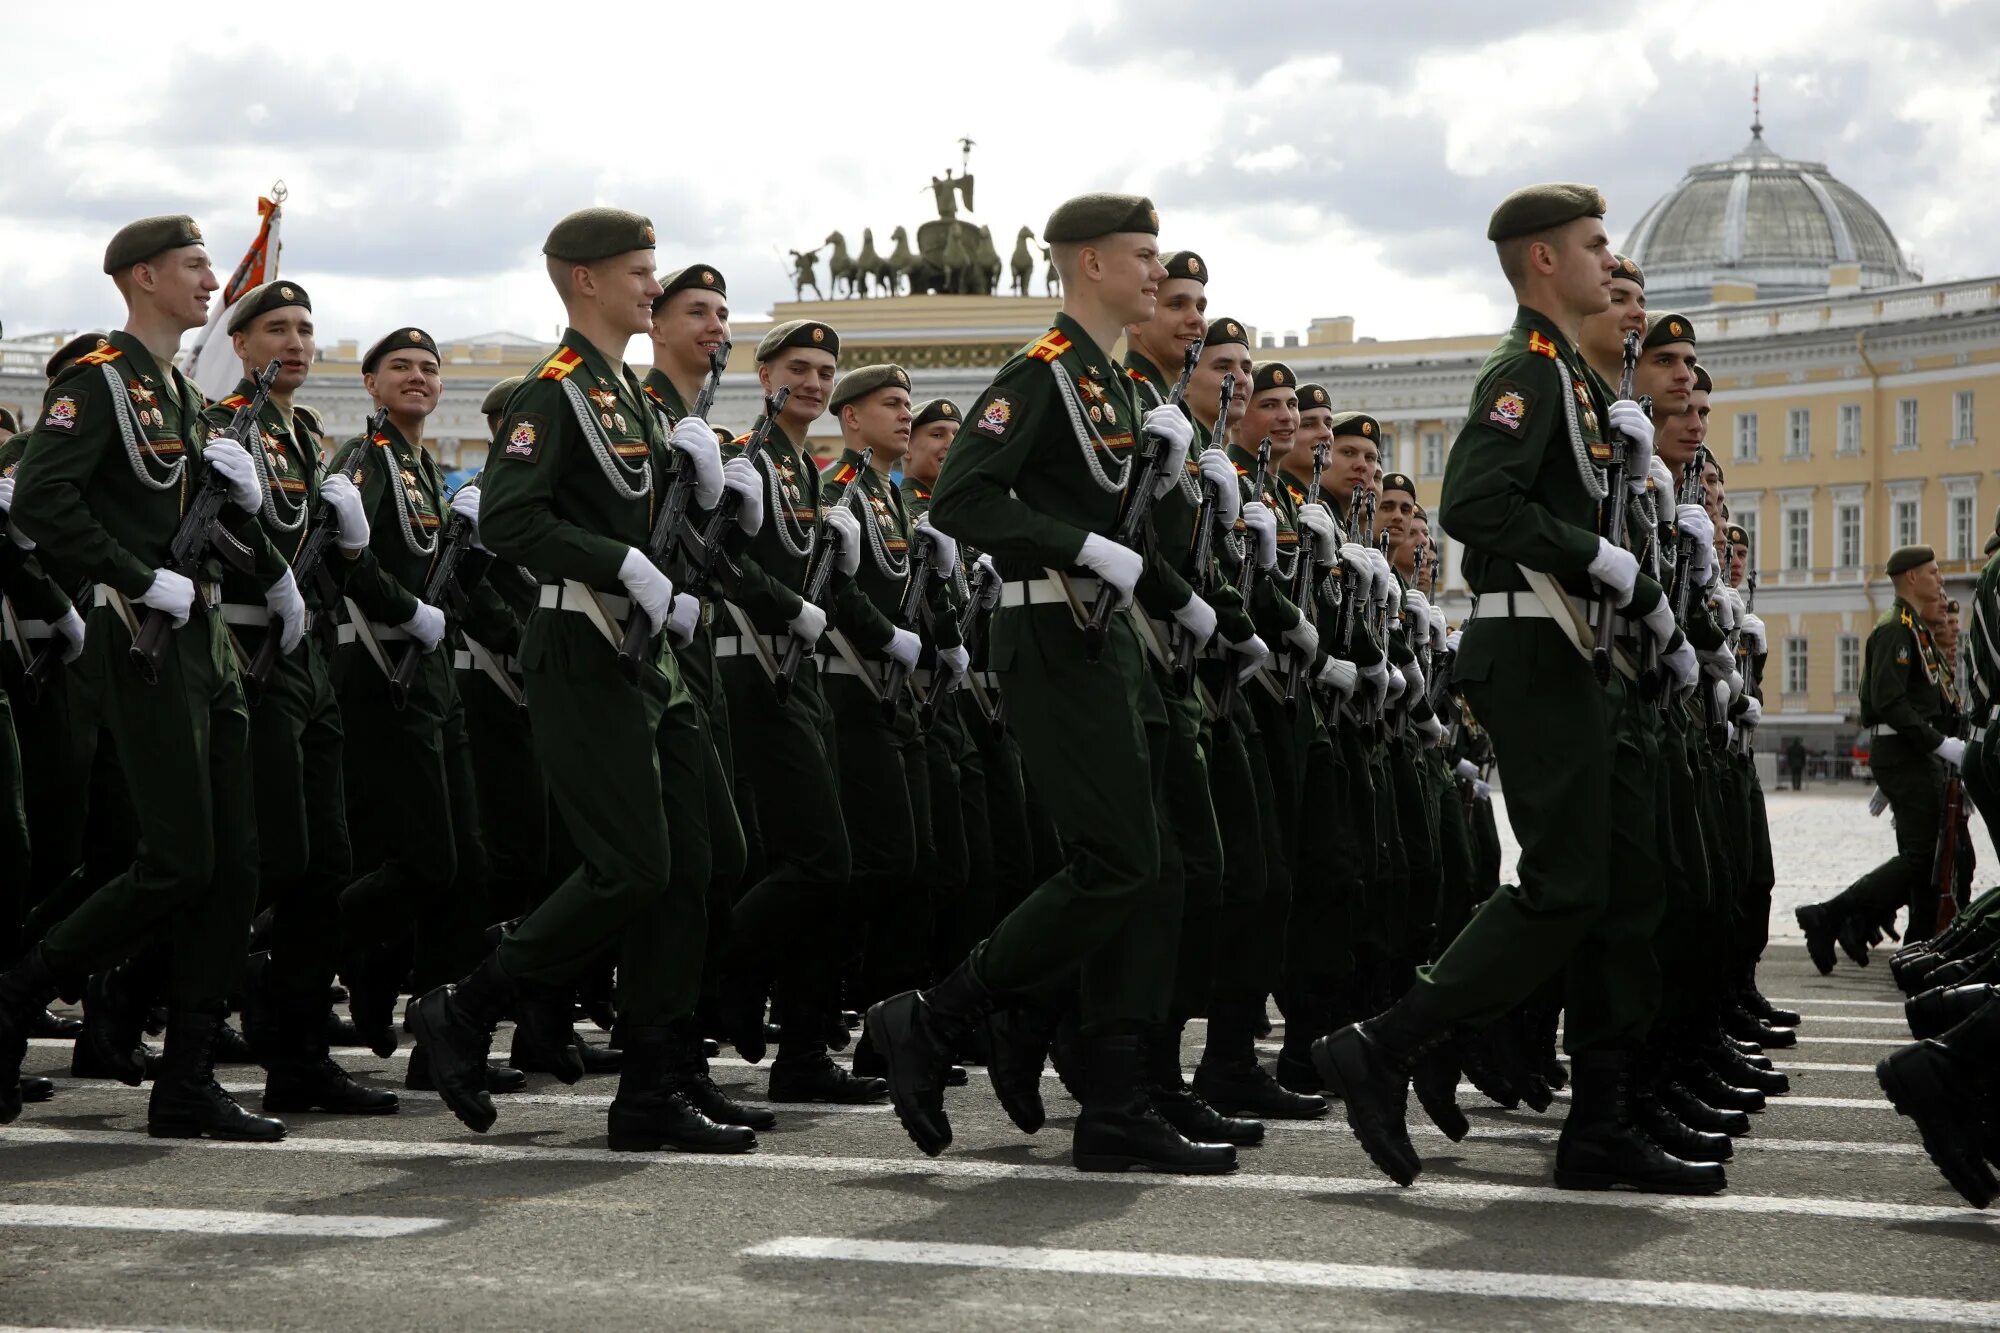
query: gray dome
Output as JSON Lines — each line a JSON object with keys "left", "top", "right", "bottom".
{"left": 1623, "top": 119, "right": 1919, "bottom": 308}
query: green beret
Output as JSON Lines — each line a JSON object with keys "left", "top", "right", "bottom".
{"left": 362, "top": 326, "right": 440, "bottom": 375}
{"left": 1691, "top": 363, "right": 1713, "bottom": 393}
{"left": 1161, "top": 250, "right": 1207, "bottom": 284}
{"left": 756, "top": 319, "right": 839, "bottom": 362}
{"left": 912, "top": 398, "right": 961, "bottom": 431}
{"left": 543, "top": 208, "right": 656, "bottom": 263}
{"left": 1985, "top": 531, "right": 1999, "bottom": 557}
{"left": 103, "top": 214, "right": 204, "bottom": 274}
{"left": 1382, "top": 472, "right": 1416, "bottom": 497}
{"left": 481, "top": 376, "right": 525, "bottom": 417}
{"left": 653, "top": 263, "right": 727, "bottom": 313}
{"left": 1297, "top": 383, "right": 1332, "bottom": 412}
{"left": 1611, "top": 253, "right": 1645, "bottom": 288}
{"left": 1887, "top": 544, "right": 1936, "bottom": 577}
{"left": 226, "top": 280, "right": 311, "bottom": 335}
{"left": 1250, "top": 362, "right": 1296, "bottom": 395}
{"left": 0, "top": 407, "right": 18, "bottom": 434}
{"left": 1724, "top": 524, "right": 1749, "bottom": 548}
{"left": 1203, "top": 316, "right": 1250, "bottom": 350}
{"left": 829, "top": 363, "right": 911, "bottom": 413}
{"left": 1643, "top": 311, "right": 1697, "bottom": 349}
{"left": 45, "top": 331, "right": 109, "bottom": 381}
{"left": 1486, "top": 183, "right": 1607, "bottom": 242}
{"left": 1044, "top": 192, "right": 1158, "bottom": 244}
{"left": 1330, "top": 411, "right": 1380, "bottom": 441}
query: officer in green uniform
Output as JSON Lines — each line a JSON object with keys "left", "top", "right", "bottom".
{"left": 1965, "top": 510, "right": 2000, "bottom": 856}
{"left": 1313, "top": 184, "right": 1721, "bottom": 1195}
{"left": 409, "top": 207, "right": 755, "bottom": 1152}
{"left": 1798, "top": 546, "right": 1961, "bottom": 966}
{"left": 197, "top": 281, "right": 396, "bottom": 1115}
{"left": 869, "top": 192, "right": 1237, "bottom": 1175}
{"left": 0, "top": 215, "right": 288, "bottom": 1140}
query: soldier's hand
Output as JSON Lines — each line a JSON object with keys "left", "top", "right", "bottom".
{"left": 1868, "top": 786, "right": 1889, "bottom": 817}
{"left": 917, "top": 518, "right": 958, "bottom": 576}
{"left": 885, "top": 627, "right": 922, "bottom": 672}
{"left": 1143, "top": 405, "right": 1194, "bottom": 498}
{"left": 0, "top": 477, "right": 24, "bottom": 550}
{"left": 263, "top": 569, "right": 306, "bottom": 654}
{"left": 786, "top": 600, "right": 827, "bottom": 645}
{"left": 1198, "top": 449, "right": 1240, "bottom": 530}
{"left": 1317, "top": 655, "right": 1357, "bottom": 700}
{"left": 721, "top": 457, "right": 764, "bottom": 536}
{"left": 1362, "top": 658, "right": 1389, "bottom": 695}
{"left": 398, "top": 600, "right": 447, "bottom": 653}
{"left": 1241, "top": 501, "right": 1278, "bottom": 570}
{"left": 1456, "top": 758, "right": 1480, "bottom": 782}
{"left": 1400, "top": 659, "right": 1425, "bottom": 702}
{"left": 320, "top": 473, "right": 371, "bottom": 552}
{"left": 1662, "top": 638, "right": 1698, "bottom": 692}
{"left": 1417, "top": 713, "right": 1445, "bottom": 746}
{"left": 1742, "top": 696, "right": 1763, "bottom": 729}
{"left": 825, "top": 506, "right": 862, "bottom": 576}
{"left": 1227, "top": 633, "right": 1270, "bottom": 682}
{"left": 1297, "top": 503, "right": 1339, "bottom": 564}
{"left": 1076, "top": 533, "right": 1142, "bottom": 607}
{"left": 203, "top": 439, "right": 264, "bottom": 514}
{"left": 1384, "top": 662, "right": 1408, "bottom": 706}
{"left": 1740, "top": 613, "right": 1767, "bottom": 654}
{"left": 670, "top": 417, "right": 726, "bottom": 509}
{"left": 1282, "top": 616, "right": 1319, "bottom": 660}
{"left": 1339, "top": 543, "right": 1375, "bottom": 599}
{"left": 1406, "top": 588, "right": 1433, "bottom": 626}
{"left": 974, "top": 554, "right": 1001, "bottom": 608}
{"left": 616, "top": 547, "right": 676, "bottom": 635}
{"left": 52, "top": 607, "right": 85, "bottom": 664}
{"left": 138, "top": 568, "right": 196, "bottom": 627}
{"left": 1935, "top": 736, "right": 1967, "bottom": 770}
{"left": 666, "top": 593, "right": 701, "bottom": 647}
{"left": 1446, "top": 627, "right": 1463, "bottom": 652}
{"left": 1172, "top": 590, "right": 1217, "bottom": 647}
{"left": 1587, "top": 536, "right": 1640, "bottom": 607}
{"left": 1473, "top": 779, "right": 1492, "bottom": 801}
{"left": 939, "top": 643, "right": 971, "bottom": 689}
{"left": 1609, "top": 399, "right": 1654, "bottom": 487}
{"left": 1427, "top": 605, "right": 1448, "bottom": 648}
{"left": 450, "top": 485, "right": 487, "bottom": 553}
{"left": 1366, "top": 549, "right": 1395, "bottom": 604}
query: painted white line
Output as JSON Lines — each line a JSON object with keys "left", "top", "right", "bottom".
{"left": 741, "top": 1236, "right": 2000, "bottom": 1324}
{"left": 51, "top": 1080, "right": 887, "bottom": 1114}
{"left": 1453, "top": 1085, "right": 1893, "bottom": 1111}
{"left": 1765, "top": 1061, "right": 1879, "bottom": 1073}
{"left": 0, "top": 1203, "right": 443, "bottom": 1238}
{"left": 1392, "top": 1123, "right": 1925, "bottom": 1158}
{"left": 1765, "top": 997, "right": 1902, "bottom": 1009}
{"left": 1787, "top": 1015, "right": 1912, "bottom": 1027}
{"left": 1799, "top": 1035, "right": 1905, "bottom": 1047}
{"left": 0, "top": 1127, "right": 1984, "bottom": 1226}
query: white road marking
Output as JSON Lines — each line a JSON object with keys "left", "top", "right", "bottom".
{"left": 1, "top": 1127, "right": 1985, "bottom": 1227}
{"left": 1452, "top": 1085, "right": 1894, "bottom": 1111}
{"left": 1765, "top": 997, "right": 1902, "bottom": 1008}
{"left": 1798, "top": 1035, "right": 1905, "bottom": 1047}
{"left": 47, "top": 1080, "right": 889, "bottom": 1114}
{"left": 0, "top": 1203, "right": 444, "bottom": 1238}
{"left": 742, "top": 1237, "right": 2000, "bottom": 1323}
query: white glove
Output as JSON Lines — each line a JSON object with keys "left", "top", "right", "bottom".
{"left": 1455, "top": 758, "right": 1480, "bottom": 782}
{"left": 1197, "top": 449, "right": 1240, "bottom": 530}
{"left": 885, "top": 626, "right": 921, "bottom": 671}
{"left": 1588, "top": 537, "right": 1640, "bottom": 608}
{"left": 1710, "top": 678, "right": 1732, "bottom": 722}
{"left": 1400, "top": 660, "right": 1425, "bottom": 701}
{"left": 1143, "top": 405, "right": 1195, "bottom": 498}
{"left": 1076, "top": 532, "right": 1143, "bottom": 607}
{"left": 1228, "top": 633, "right": 1270, "bottom": 682}
{"left": 1282, "top": 617, "right": 1319, "bottom": 659}
{"left": 723, "top": 457, "right": 764, "bottom": 536}
{"left": 1362, "top": 658, "right": 1389, "bottom": 693}
{"left": 1868, "top": 786, "right": 1889, "bottom": 817}
{"left": 320, "top": 473, "right": 371, "bottom": 553}
{"left": 1473, "top": 779, "right": 1492, "bottom": 801}
{"left": 1427, "top": 605, "right": 1447, "bottom": 650}
{"left": 1317, "top": 656, "right": 1357, "bottom": 699}
{"left": 1742, "top": 696, "right": 1763, "bottom": 728}
{"left": 616, "top": 546, "right": 676, "bottom": 635}
{"left": 666, "top": 592, "right": 701, "bottom": 647}
{"left": 263, "top": 568, "right": 305, "bottom": 654}
{"left": 1367, "top": 550, "right": 1394, "bottom": 606}
{"left": 1713, "top": 585, "right": 1741, "bottom": 630}
{"left": 786, "top": 600, "right": 827, "bottom": 644}
{"left": 1740, "top": 613, "right": 1767, "bottom": 654}
{"left": 203, "top": 439, "right": 263, "bottom": 514}
{"left": 1676, "top": 501, "right": 1713, "bottom": 553}
{"left": 1241, "top": 501, "right": 1278, "bottom": 570}
{"left": 52, "top": 607, "right": 85, "bottom": 664}
{"left": 0, "top": 477, "right": 25, "bottom": 551}
{"left": 1405, "top": 589, "right": 1433, "bottom": 629}
{"left": 1172, "top": 591, "right": 1217, "bottom": 647}
{"left": 1725, "top": 668, "right": 1744, "bottom": 702}
{"left": 1640, "top": 597, "right": 1677, "bottom": 647}
{"left": 1698, "top": 645, "right": 1735, "bottom": 678}
{"left": 1339, "top": 544, "right": 1375, "bottom": 600}
{"left": 1297, "top": 503, "right": 1338, "bottom": 565}
{"left": 1663, "top": 639, "right": 1697, "bottom": 691}
{"left": 450, "top": 485, "right": 486, "bottom": 552}
{"left": 1416, "top": 714, "right": 1445, "bottom": 746}
{"left": 139, "top": 568, "right": 195, "bottom": 627}
{"left": 974, "top": 554, "right": 1001, "bottom": 608}
{"left": 939, "top": 643, "right": 970, "bottom": 687}
{"left": 917, "top": 520, "right": 958, "bottom": 577}
{"left": 1936, "top": 736, "right": 1967, "bottom": 770}
{"left": 670, "top": 417, "right": 725, "bottom": 510}
{"left": 1648, "top": 455, "right": 1673, "bottom": 494}
{"left": 1609, "top": 399, "right": 1654, "bottom": 484}
{"left": 1445, "top": 627, "right": 1463, "bottom": 653}
{"left": 398, "top": 600, "right": 446, "bottom": 653}
{"left": 1384, "top": 663, "right": 1408, "bottom": 706}
{"left": 825, "top": 506, "right": 862, "bottom": 576}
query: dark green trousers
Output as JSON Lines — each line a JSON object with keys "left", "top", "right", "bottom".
{"left": 1388, "top": 740, "right": 1440, "bottom": 965}
{"left": 1430, "top": 755, "right": 1477, "bottom": 959}
{"left": 1155, "top": 677, "right": 1223, "bottom": 1021}
{"left": 5, "top": 642, "right": 137, "bottom": 920}
{"left": 1737, "top": 755, "right": 1775, "bottom": 963}
{"left": 1649, "top": 712, "right": 1714, "bottom": 1024}
{"left": 0, "top": 689, "right": 25, "bottom": 961}
{"left": 1200, "top": 673, "right": 1271, "bottom": 1000}
{"left": 1834, "top": 734, "right": 1945, "bottom": 933}
{"left": 498, "top": 615, "right": 708, "bottom": 1024}
{"left": 1966, "top": 722, "right": 2000, "bottom": 857}
{"left": 460, "top": 656, "right": 548, "bottom": 922}
{"left": 41, "top": 607, "right": 257, "bottom": 1010}
{"left": 827, "top": 670, "right": 929, "bottom": 1006}
{"left": 965, "top": 689, "right": 1034, "bottom": 920}
{"left": 923, "top": 691, "right": 980, "bottom": 969}
{"left": 689, "top": 691, "right": 744, "bottom": 1005}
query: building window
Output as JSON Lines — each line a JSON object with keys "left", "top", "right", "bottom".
{"left": 1785, "top": 636, "right": 1808, "bottom": 697}
{"left": 1786, "top": 408, "right": 1811, "bottom": 459}
{"left": 1954, "top": 390, "right": 1975, "bottom": 444}
{"left": 1893, "top": 497, "right": 1920, "bottom": 549}
{"left": 1896, "top": 398, "right": 1919, "bottom": 450}
{"left": 1784, "top": 505, "right": 1811, "bottom": 572}
{"left": 1837, "top": 403, "right": 1862, "bottom": 456}
{"left": 1733, "top": 412, "right": 1759, "bottom": 462}
{"left": 1836, "top": 633, "right": 1860, "bottom": 695}
{"left": 1835, "top": 501, "right": 1862, "bottom": 569}
{"left": 1420, "top": 430, "right": 1445, "bottom": 478}
{"left": 1951, "top": 493, "right": 1976, "bottom": 561}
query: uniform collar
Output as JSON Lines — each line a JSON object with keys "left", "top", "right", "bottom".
{"left": 1514, "top": 306, "right": 1582, "bottom": 364}
{"left": 641, "top": 367, "right": 688, "bottom": 419}
{"left": 1052, "top": 311, "right": 1116, "bottom": 379}
{"left": 562, "top": 327, "right": 639, "bottom": 405}
{"left": 1123, "top": 347, "right": 1167, "bottom": 388}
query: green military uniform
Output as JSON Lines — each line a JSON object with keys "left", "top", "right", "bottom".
{"left": 1965, "top": 517, "right": 2000, "bottom": 854}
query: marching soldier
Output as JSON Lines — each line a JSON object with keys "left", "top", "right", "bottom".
{"left": 1966, "top": 509, "right": 2000, "bottom": 856}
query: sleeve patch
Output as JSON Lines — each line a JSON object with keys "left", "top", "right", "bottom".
{"left": 502, "top": 413, "right": 547, "bottom": 463}
{"left": 1485, "top": 381, "right": 1529, "bottom": 436}
{"left": 42, "top": 394, "right": 81, "bottom": 432}
{"left": 974, "top": 390, "right": 1020, "bottom": 440}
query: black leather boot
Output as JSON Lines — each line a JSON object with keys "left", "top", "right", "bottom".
{"left": 1411, "top": 1047, "right": 1469, "bottom": 1142}
{"left": 1144, "top": 1022, "right": 1263, "bottom": 1147}
{"left": 607, "top": 1023, "right": 757, "bottom": 1154}
{"left": 21, "top": 1075, "right": 53, "bottom": 1103}
{"left": 73, "top": 965, "right": 152, "bottom": 1086}
{"left": 769, "top": 969, "right": 886, "bottom": 1104}
{"left": 29, "top": 1008, "right": 82, "bottom": 1039}
{"left": 1310, "top": 985, "right": 1448, "bottom": 1187}
{"left": 1705, "top": 1032, "right": 1788, "bottom": 1096}
{"left": 339, "top": 943, "right": 403, "bottom": 1058}
{"left": 985, "top": 1002, "right": 1059, "bottom": 1135}
{"left": 1678, "top": 1046, "right": 1766, "bottom": 1113}
{"left": 1630, "top": 1062, "right": 1732, "bottom": 1163}
{"left": 1192, "top": 996, "right": 1328, "bottom": 1120}
{"left": 716, "top": 969, "right": 769, "bottom": 1065}
{"left": 405, "top": 1045, "right": 525, "bottom": 1094}
{"left": 509, "top": 980, "right": 584, "bottom": 1085}
{"left": 682, "top": 1053, "right": 777, "bottom": 1130}
{"left": 1795, "top": 902, "right": 1839, "bottom": 975}
{"left": 1876, "top": 1000, "right": 2000, "bottom": 1208}
{"left": 1907, "top": 984, "right": 1999, "bottom": 1040}
{"left": 404, "top": 953, "right": 517, "bottom": 1132}
{"left": 1658, "top": 1076, "right": 1751, "bottom": 1137}
{"left": 865, "top": 957, "right": 994, "bottom": 1156}
{"left": 1928, "top": 941, "right": 2000, "bottom": 991}
{"left": 211, "top": 1018, "right": 257, "bottom": 1065}
{"left": 1554, "top": 1049, "right": 1726, "bottom": 1193}
{"left": 1740, "top": 970, "right": 1801, "bottom": 1027}
{"left": 237, "top": 953, "right": 280, "bottom": 1066}
{"left": 262, "top": 992, "right": 399, "bottom": 1116}
{"left": 148, "top": 1011, "right": 287, "bottom": 1142}
{"left": 1724, "top": 1004, "right": 1797, "bottom": 1050}
{"left": 0, "top": 945, "right": 63, "bottom": 1123}
{"left": 1071, "top": 1029, "right": 1237, "bottom": 1175}
{"left": 1835, "top": 911, "right": 1874, "bottom": 968}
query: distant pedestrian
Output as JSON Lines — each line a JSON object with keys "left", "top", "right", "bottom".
{"left": 1785, "top": 737, "right": 1807, "bottom": 791}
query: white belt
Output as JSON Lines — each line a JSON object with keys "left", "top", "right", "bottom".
{"left": 338, "top": 620, "right": 410, "bottom": 644}
{"left": 714, "top": 632, "right": 793, "bottom": 661}
{"left": 6, "top": 618, "right": 51, "bottom": 642}
{"left": 999, "top": 574, "right": 1100, "bottom": 608}
{"left": 219, "top": 603, "right": 317, "bottom": 630}
{"left": 1468, "top": 590, "right": 1570, "bottom": 621}
{"left": 453, "top": 647, "right": 521, "bottom": 673}
{"left": 975, "top": 670, "right": 1001, "bottom": 690}
{"left": 99, "top": 581, "right": 219, "bottom": 609}
{"left": 537, "top": 583, "right": 631, "bottom": 620}
{"left": 821, "top": 655, "right": 879, "bottom": 679}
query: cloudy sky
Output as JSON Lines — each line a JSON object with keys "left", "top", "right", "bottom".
{"left": 4, "top": 0, "right": 1997, "bottom": 354}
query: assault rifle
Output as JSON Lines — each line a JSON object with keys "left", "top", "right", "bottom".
{"left": 877, "top": 520, "right": 941, "bottom": 721}
{"left": 1166, "top": 372, "right": 1235, "bottom": 697}
{"left": 676, "top": 388, "right": 788, "bottom": 601}
{"left": 918, "top": 552, "right": 998, "bottom": 734}
{"left": 1214, "top": 438, "right": 1271, "bottom": 725}
{"left": 1590, "top": 332, "right": 1642, "bottom": 685}
{"left": 388, "top": 509, "right": 476, "bottom": 711}
{"left": 772, "top": 447, "right": 872, "bottom": 704}
{"left": 1282, "top": 441, "right": 1330, "bottom": 711}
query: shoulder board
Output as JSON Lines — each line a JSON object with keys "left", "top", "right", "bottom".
{"left": 909, "top": 482, "right": 932, "bottom": 501}
{"left": 642, "top": 382, "right": 665, "bottom": 405}
{"left": 1026, "top": 329, "right": 1073, "bottom": 363}
{"left": 372, "top": 432, "right": 395, "bottom": 449}
{"left": 1232, "top": 461, "right": 1249, "bottom": 478}
{"left": 732, "top": 431, "right": 753, "bottom": 447}
{"left": 218, "top": 393, "right": 248, "bottom": 410}
{"left": 1527, "top": 331, "right": 1558, "bottom": 359}
{"left": 539, "top": 348, "right": 585, "bottom": 381}
{"left": 1282, "top": 476, "right": 1306, "bottom": 502}
{"left": 1126, "top": 367, "right": 1148, "bottom": 383}
{"left": 78, "top": 345, "right": 124, "bottom": 367}
{"left": 294, "top": 404, "right": 325, "bottom": 433}
{"left": 829, "top": 461, "right": 858, "bottom": 487}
